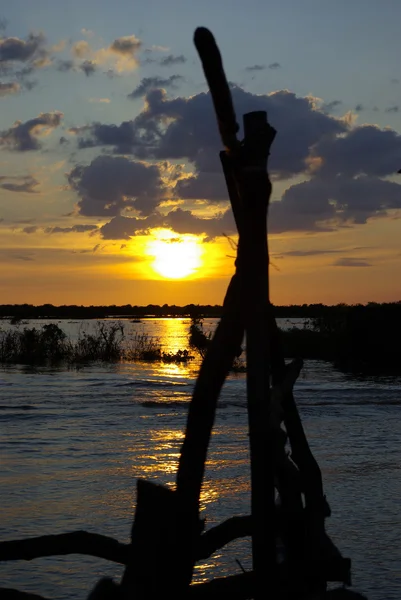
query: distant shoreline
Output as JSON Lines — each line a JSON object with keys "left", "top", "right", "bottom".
{"left": 1, "top": 301, "right": 400, "bottom": 321}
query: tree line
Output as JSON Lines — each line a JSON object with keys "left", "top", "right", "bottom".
{"left": 0, "top": 301, "right": 400, "bottom": 320}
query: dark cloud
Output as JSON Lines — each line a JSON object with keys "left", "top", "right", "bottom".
{"left": 56, "top": 59, "right": 75, "bottom": 72}
{"left": 0, "top": 175, "right": 39, "bottom": 193}
{"left": 68, "top": 155, "right": 168, "bottom": 217}
{"left": 44, "top": 224, "right": 98, "bottom": 234}
{"left": 159, "top": 54, "right": 186, "bottom": 67}
{"left": 270, "top": 175, "right": 401, "bottom": 233}
{"left": 311, "top": 125, "right": 401, "bottom": 177}
{"left": 99, "top": 214, "right": 162, "bottom": 239}
{"left": 110, "top": 35, "right": 141, "bottom": 56}
{"left": 14, "top": 253, "right": 35, "bottom": 261}
{"left": 0, "top": 32, "right": 51, "bottom": 91}
{"left": 0, "top": 33, "right": 46, "bottom": 63}
{"left": 322, "top": 100, "right": 342, "bottom": 113}
{"left": 71, "top": 86, "right": 347, "bottom": 182}
{"left": 68, "top": 84, "right": 401, "bottom": 236}
{"left": 105, "top": 68, "right": 117, "bottom": 78}
{"left": 0, "top": 111, "right": 63, "bottom": 151}
{"left": 332, "top": 258, "right": 372, "bottom": 267}
{"left": 98, "top": 207, "right": 236, "bottom": 241}
{"left": 355, "top": 103, "right": 364, "bottom": 112}
{"left": 245, "top": 64, "right": 266, "bottom": 72}
{"left": 174, "top": 171, "right": 228, "bottom": 202}
{"left": 0, "top": 248, "right": 35, "bottom": 261}
{"left": 128, "top": 75, "right": 183, "bottom": 99}
{"left": 268, "top": 62, "right": 281, "bottom": 70}
{"left": 279, "top": 249, "right": 343, "bottom": 257}
{"left": 385, "top": 105, "right": 399, "bottom": 113}
{"left": 80, "top": 60, "right": 96, "bottom": 76}
{"left": 135, "top": 86, "right": 348, "bottom": 179}
{"left": 76, "top": 121, "right": 138, "bottom": 153}
{"left": 0, "top": 81, "right": 20, "bottom": 96}
{"left": 163, "top": 207, "right": 235, "bottom": 240}
{"left": 22, "top": 225, "right": 38, "bottom": 233}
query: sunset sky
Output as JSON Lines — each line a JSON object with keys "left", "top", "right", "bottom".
{"left": 1, "top": 0, "right": 401, "bottom": 306}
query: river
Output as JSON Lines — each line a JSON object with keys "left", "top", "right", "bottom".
{"left": 0, "top": 318, "right": 400, "bottom": 599}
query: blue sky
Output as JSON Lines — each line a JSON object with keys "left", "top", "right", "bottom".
{"left": 1, "top": 0, "right": 401, "bottom": 305}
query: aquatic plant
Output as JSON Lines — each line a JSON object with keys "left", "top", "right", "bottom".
{"left": 0, "top": 322, "right": 193, "bottom": 366}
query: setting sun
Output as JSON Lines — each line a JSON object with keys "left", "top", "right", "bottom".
{"left": 146, "top": 229, "right": 203, "bottom": 279}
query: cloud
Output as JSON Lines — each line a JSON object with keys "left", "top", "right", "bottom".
{"left": 13, "top": 252, "right": 35, "bottom": 261}
{"left": 44, "top": 224, "right": 98, "bottom": 234}
{"left": 244, "top": 63, "right": 280, "bottom": 72}
{"left": 68, "top": 83, "right": 401, "bottom": 236}
{"left": 135, "top": 86, "right": 348, "bottom": 179}
{"left": 0, "top": 111, "right": 63, "bottom": 151}
{"left": 56, "top": 59, "right": 75, "bottom": 72}
{"left": 174, "top": 171, "right": 228, "bottom": 202}
{"left": 0, "top": 81, "right": 20, "bottom": 96}
{"left": 76, "top": 121, "right": 138, "bottom": 153}
{"left": 0, "top": 33, "right": 47, "bottom": 64}
{"left": 110, "top": 35, "right": 141, "bottom": 57}
{"left": 99, "top": 214, "right": 162, "bottom": 239}
{"left": 80, "top": 59, "right": 96, "bottom": 76}
{"left": 50, "top": 40, "right": 66, "bottom": 53}
{"left": 310, "top": 124, "right": 401, "bottom": 177}
{"left": 0, "top": 175, "right": 39, "bottom": 193}
{"left": 279, "top": 249, "right": 343, "bottom": 257}
{"left": 270, "top": 175, "right": 401, "bottom": 233}
{"left": 21, "top": 225, "right": 38, "bottom": 234}
{"left": 163, "top": 207, "right": 235, "bottom": 240}
{"left": 385, "top": 105, "right": 399, "bottom": 113}
{"left": 245, "top": 64, "right": 266, "bottom": 72}
{"left": 332, "top": 257, "right": 372, "bottom": 267}
{"left": 98, "top": 207, "right": 236, "bottom": 241}
{"left": 71, "top": 35, "right": 142, "bottom": 73}
{"left": 355, "top": 103, "right": 364, "bottom": 112}
{"left": 68, "top": 155, "right": 169, "bottom": 217}
{"left": 159, "top": 54, "right": 186, "bottom": 66}
{"left": 0, "top": 32, "right": 54, "bottom": 90}
{"left": 72, "top": 40, "right": 91, "bottom": 58}
{"left": 128, "top": 75, "right": 184, "bottom": 99}
{"left": 88, "top": 97, "right": 110, "bottom": 103}
{"left": 73, "top": 86, "right": 347, "bottom": 181}
{"left": 322, "top": 100, "right": 342, "bottom": 113}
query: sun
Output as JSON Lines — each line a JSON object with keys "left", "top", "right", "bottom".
{"left": 146, "top": 229, "right": 203, "bottom": 279}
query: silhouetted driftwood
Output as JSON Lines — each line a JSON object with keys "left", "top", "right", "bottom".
{"left": 0, "top": 531, "right": 130, "bottom": 565}
{"left": 0, "top": 590, "right": 51, "bottom": 600}
{"left": 195, "top": 27, "right": 278, "bottom": 597}
{"left": 1, "top": 582, "right": 369, "bottom": 600}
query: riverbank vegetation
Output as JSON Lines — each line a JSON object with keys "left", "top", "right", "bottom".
{"left": 189, "top": 306, "right": 401, "bottom": 376}
{"left": 0, "top": 322, "right": 193, "bottom": 366}
{"left": 281, "top": 304, "right": 400, "bottom": 374}
{"left": 1, "top": 303, "right": 399, "bottom": 374}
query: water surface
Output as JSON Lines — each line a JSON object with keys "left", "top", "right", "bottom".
{"left": 1, "top": 318, "right": 400, "bottom": 599}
